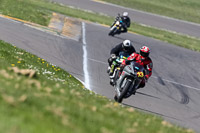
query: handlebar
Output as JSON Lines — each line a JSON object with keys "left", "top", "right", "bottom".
{"left": 115, "top": 13, "right": 121, "bottom": 20}
{"left": 115, "top": 56, "right": 127, "bottom": 63}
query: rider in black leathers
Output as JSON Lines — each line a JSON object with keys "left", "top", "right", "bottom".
{"left": 110, "top": 12, "right": 131, "bottom": 34}
{"left": 120, "top": 12, "right": 131, "bottom": 33}
{"left": 108, "top": 39, "right": 136, "bottom": 75}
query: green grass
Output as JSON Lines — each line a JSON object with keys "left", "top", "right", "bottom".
{"left": 101, "top": 0, "right": 200, "bottom": 24}
{"left": 0, "top": 40, "right": 194, "bottom": 132}
{"left": 132, "top": 23, "right": 200, "bottom": 52}
{"left": 0, "top": 0, "right": 200, "bottom": 52}
{"left": 0, "top": 0, "right": 51, "bottom": 25}
{"left": 0, "top": 0, "right": 196, "bottom": 132}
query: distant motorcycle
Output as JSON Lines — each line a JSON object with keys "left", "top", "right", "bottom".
{"left": 108, "top": 14, "right": 124, "bottom": 36}
{"left": 110, "top": 60, "right": 145, "bottom": 103}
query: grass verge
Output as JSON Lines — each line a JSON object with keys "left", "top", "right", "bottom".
{"left": 101, "top": 0, "right": 200, "bottom": 24}
{"left": 0, "top": 0, "right": 200, "bottom": 52}
{"left": 0, "top": 40, "right": 194, "bottom": 132}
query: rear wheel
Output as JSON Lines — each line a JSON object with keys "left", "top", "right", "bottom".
{"left": 117, "top": 79, "right": 132, "bottom": 103}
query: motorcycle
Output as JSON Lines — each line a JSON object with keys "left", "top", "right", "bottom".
{"left": 111, "top": 61, "right": 145, "bottom": 103}
{"left": 108, "top": 14, "right": 124, "bottom": 36}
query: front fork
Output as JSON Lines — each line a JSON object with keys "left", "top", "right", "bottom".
{"left": 115, "top": 74, "right": 141, "bottom": 97}
{"left": 115, "top": 72, "right": 128, "bottom": 96}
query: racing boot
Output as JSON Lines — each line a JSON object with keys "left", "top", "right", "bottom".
{"left": 107, "top": 66, "right": 111, "bottom": 74}
{"left": 110, "top": 78, "right": 115, "bottom": 86}
{"left": 132, "top": 90, "right": 136, "bottom": 95}
{"left": 132, "top": 80, "right": 145, "bottom": 95}
{"left": 138, "top": 80, "right": 145, "bottom": 88}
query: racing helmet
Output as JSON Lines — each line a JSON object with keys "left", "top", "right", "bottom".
{"left": 140, "top": 46, "right": 150, "bottom": 57}
{"left": 123, "top": 12, "right": 128, "bottom": 17}
{"left": 122, "top": 40, "right": 131, "bottom": 51}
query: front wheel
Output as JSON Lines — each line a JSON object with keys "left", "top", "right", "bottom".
{"left": 117, "top": 79, "right": 132, "bottom": 103}
{"left": 108, "top": 27, "right": 117, "bottom": 36}
{"left": 114, "top": 94, "right": 118, "bottom": 102}
{"left": 113, "top": 69, "right": 119, "bottom": 85}
{"left": 108, "top": 30, "right": 114, "bottom": 36}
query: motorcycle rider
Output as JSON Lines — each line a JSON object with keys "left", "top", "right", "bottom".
{"left": 108, "top": 39, "right": 136, "bottom": 76}
{"left": 111, "top": 12, "right": 131, "bottom": 34}
{"left": 121, "top": 46, "right": 153, "bottom": 94}
{"left": 120, "top": 12, "right": 131, "bottom": 33}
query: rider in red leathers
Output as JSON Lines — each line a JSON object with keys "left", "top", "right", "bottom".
{"left": 121, "top": 46, "right": 153, "bottom": 92}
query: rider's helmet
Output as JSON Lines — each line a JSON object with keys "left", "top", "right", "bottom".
{"left": 140, "top": 46, "right": 150, "bottom": 57}
{"left": 122, "top": 40, "right": 131, "bottom": 51}
{"left": 123, "top": 12, "right": 128, "bottom": 17}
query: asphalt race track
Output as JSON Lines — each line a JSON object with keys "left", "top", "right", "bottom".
{"left": 51, "top": 0, "right": 200, "bottom": 38}
{"left": 1, "top": 5, "right": 200, "bottom": 133}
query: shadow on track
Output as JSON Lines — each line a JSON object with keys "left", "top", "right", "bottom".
{"left": 110, "top": 35, "right": 125, "bottom": 41}
{"left": 123, "top": 103, "right": 182, "bottom": 121}
{"left": 136, "top": 91, "right": 161, "bottom": 99}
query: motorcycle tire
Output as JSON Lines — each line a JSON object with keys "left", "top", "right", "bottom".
{"left": 113, "top": 69, "right": 119, "bottom": 85}
{"left": 117, "top": 79, "right": 132, "bottom": 103}
{"left": 108, "top": 27, "right": 117, "bottom": 36}
{"left": 108, "top": 30, "right": 114, "bottom": 36}
{"left": 114, "top": 94, "right": 118, "bottom": 102}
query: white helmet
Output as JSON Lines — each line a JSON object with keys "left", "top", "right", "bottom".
{"left": 123, "top": 12, "right": 128, "bottom": 17}
{"left": 122, "top": 40, "right": 131, "bottom": 51}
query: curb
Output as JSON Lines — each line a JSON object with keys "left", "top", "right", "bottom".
{"left": 0, "top": 14, "right": 61, "bottom": 35}
{"left": 0, "top": 14, "right": 79, "bottom": 40}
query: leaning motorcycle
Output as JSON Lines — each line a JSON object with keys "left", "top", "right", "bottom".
{"left": 108, "top": 14, "right": 123, "bottom": 36}
{"left": 112, "top": 61, "right": 145, "bottom": 103}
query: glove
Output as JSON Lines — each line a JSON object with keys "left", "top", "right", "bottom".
{"left": 108, "top": 57, "right": 113, "bottom": 64}
{"left": 111, "top": 54, "right": 117, "bottom": 59}
{"left": 108, "top": 54, "right": 117, "bottom": 65}
{"left": 121, "top": 59, "right": 126, "bottom": 65}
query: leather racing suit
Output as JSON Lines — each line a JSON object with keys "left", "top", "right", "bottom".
{"left": 121, "top": 52, "right": 153, "bottom": 88}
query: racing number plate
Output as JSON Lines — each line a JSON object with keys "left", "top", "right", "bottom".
{"left": 137, "top": 72, "right": 144, "bottom": 78}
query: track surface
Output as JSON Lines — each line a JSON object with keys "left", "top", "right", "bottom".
{"left": 51, "top": 0, "right": 200, "bottom": 38}
{"left": 1, "top": 14, "right": 200, "bottom": 133}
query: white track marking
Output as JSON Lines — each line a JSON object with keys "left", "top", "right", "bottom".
{"left": 88, "top": 58, "right": 200, "bottom": 91}
{"left": 88, "top": 58, "right": 107, "bottom": 64}
{"left": 82, "top": 22, "right": 91, "bottom": 90}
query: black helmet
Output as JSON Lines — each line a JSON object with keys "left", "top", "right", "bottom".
{"left": 140, "top": 46, "right": 150, "bottom": 57}
{"left": 122, "top": 40, "right": 131, "bottom": 51}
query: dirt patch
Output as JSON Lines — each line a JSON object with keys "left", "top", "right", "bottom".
{"left": 62, "top": 17, "right": 81, "bottom": 41}
{"left": 48, "top": 13, "right": 82, "bottom": 41}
